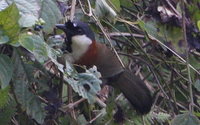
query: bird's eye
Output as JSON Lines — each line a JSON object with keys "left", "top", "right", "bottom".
{"left": 77, "top": 28, "right": 83, "bottom": 34}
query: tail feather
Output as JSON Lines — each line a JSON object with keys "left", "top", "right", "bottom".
{"left": 113, "top": 70, "right": 153, "bottom": 114}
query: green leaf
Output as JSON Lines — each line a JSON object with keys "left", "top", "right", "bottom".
{"left": 138, "top": 20, "right": 184, "bottom": 54}
{"left": 0, "top": 35, "right": 9, "bottom": 43}
{"left": 19, "top": 34, "right": 50, "bottom": 63}
{"left": 119, "top": 0, "right": 133, "bottom": 8}
{"left": 194, "top": 79, "right": 200, "bottom": 92}
{"left": 77, "top": 114, "right": 88, "bottom": 125}
{"left": 5, "top": 0, "right": 61, "bottom": 30}
{"left": 188, "top": 2, "right": 200, "bottom": 23}
{"left": 19, "top": 34, "right": 35, "bottom": 51}
{"left": 138, "top": 20, "right": 164, "bottom": 42}
{"left": 40, "top": 0, "right": 62, "bottom": 33}
{"left": 19, "top": 34, "right": 62, "bottom": 74}
{"left": 109, "top": 0, "right": 121, "bottom": 12}
{"left": 60, "top": 115, "right": 78, "bottom": 125}
{"left": 0, "top": 86, "right": 10, "bottom": 108}
{"left": 194, "top": 112, "right": 200, "bottom": 117}
{"left": 5, "top": 0, "right": 41, "bottom": 27}
{"left": 171, "top": 113, "right": 200, "bottom": 125}
{"left": 154, "top": 112, "right": 170, "bottom": 123}
{"left": 95, "top": 0, "right": 117, "bottom": 22}
{"left": 12, "top": 50, "right": 46, "bottom": 124}
{"left": 0, "top": 99, "right": 16, "bottom": 125}
{"left": 93, "top": 108, "right": 109, "bottom": 124}
{"left": 64, "top": 66, "right": 102, "bottom": 104}
{"left": 197, "top": 20, "right": 200, "bottom": 31}
{"left": 0, "top": 30, "right": 9, "bottom": 44}
{"left": 19, "top": 14, "right": 38, "bottom": 27}
{"left": 0, "top": 3, "right": 20, "bottom": 46}
{"left": 0, "top": 54, "right": 13, "bottom": 89}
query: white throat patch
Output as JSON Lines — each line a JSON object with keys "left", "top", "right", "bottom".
{"left": 70, "top": 35, "right": 92, "bottom": 62}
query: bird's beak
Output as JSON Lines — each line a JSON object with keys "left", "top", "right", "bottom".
{"left": 55, "top": 24, "right": 67, "bottom": 31}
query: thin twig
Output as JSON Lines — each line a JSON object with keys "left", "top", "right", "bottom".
{"left": 11, "top": 117, "right": 19, "bottom": 125}
{"left": 70, "top": 0, "right": 76, "bottom": 21}
{"left": 68, "top": 85, "right": 76, "bottom": 119}
{"left": 38, "top": 95, "right": 49, "bottom": 104}
{"left": 78, "top": 0, "right": 92, "bottom": 16}
{"left": 165, "top": 0, "right": 182, "bottom": 18}
{"left": 89, "top": 111, "right": 104, "bottom": 123}
{"left": 109, "top": 32, "right": 144, "bottom": 38}
{"left": 62, "top": 98, "right": 86, "bottom": 110}
{"left": 142, "top": 116, "right": 146, "bottom": 125}
{"left": 96, "top": 97, "right": 107, "bottom": 108}
{"left": 59, "top": 71, "right": 64, "bottom": 98}
{"left": 181, "top": 0, "right": 194, "bottom": 113}
{"left": 117, "top": 17, "right": 141, "bottom": 31}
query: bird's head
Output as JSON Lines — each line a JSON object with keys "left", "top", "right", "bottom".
{"left": 56, "top": 20, "right": 95, "bottom": 53}
{"left": 56, "top": 20, "right": 96, "bottom": 63}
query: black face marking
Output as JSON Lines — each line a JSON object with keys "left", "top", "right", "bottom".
{"left": 56, "top": 20, "right": 95, "bottom": 53}
{"left": 83, "top": 84, "right": 90, "bottom": 91}
{"left": 65, "top": 20, "right": 95, "bottom": 40}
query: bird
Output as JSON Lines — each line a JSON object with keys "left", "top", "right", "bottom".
{"left": 56, "top": 20, "right": 153, "bottom": 114}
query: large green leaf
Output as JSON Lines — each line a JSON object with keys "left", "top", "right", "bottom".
{"left": 0, "top": 3, "right": 20, "bottom": 46}
{"left": 0, "top": 30, "right": 9, "bottom": 44}
{"left": 59, "top": 115, "right": 78, "bottom": 125}
{"left": 0, "top": 55, "right": 13, "bottom": 89}
{"left": 12, "top": 50, "right": 46, "bottom": 124}
{"left": 0, "top": 99, "right": 16, "bottom": 125}
{"left": 110, "top": 0, "right": 121, "bottom": 12}
{"left": 4, "top": 0, "right": 61, "bottom": 31}
{"left": 40, "top": 0, "right": 62, "bottom": 33}
{"left": 5, "top": 0, "right": 40, "bottom": 27}
{"left": 19, "top": 34, "right": 55, "bottom": 63}
{"left": 64, "top": 65, "right": 102, "bottom": 104}
{"left": 119, "top": 0, "right": 132, "bottom": 8}
{"left": 188, "top": 1, "right": 200, "bottom": 23}
{"left": 19, "top": 33, "right": 63, "bottom": 78}
{"left": 197, "top": 20, "right": 200, "bottom": 31}
{"left": 138, "top": 20, "right": 184, "bottom": 54}
{"left": 0, "top": 86, "right": 10, "bottom": 108}
{"left": 171, "top": 113, "right": 200, "bottom": 125}
{"left": 194, "top": 79, "right": 200, "bottom": 92}
{"left": 95, "top": 0, "right": 117, "bottom": 22}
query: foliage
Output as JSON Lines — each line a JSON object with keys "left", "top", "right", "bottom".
{"left": 0, "top": 55, "right": 13, "bottom": 88}
{"left": 171, "top": 113, "right": 200, "bottom": 125}
{"left": 64, "top": 65, "right": 102, "bottom": 104}
{"left": 0, "top": 3, "right": 20, "bottom": 45}
{"left": 12, "top": 50, "right": 46, "bottom": 124}
{"left": 0, "top": 86, "right": 10, "bottom": 108}
{"left": 0, "top": 0, "right": 200, "bottom": 125}
{"left": 0, "top": 99, "right": 16, "bottom": 125}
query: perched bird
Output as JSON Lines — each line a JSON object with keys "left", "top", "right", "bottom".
{"left": 56, "top": 20, "right": 153, "bottom": 114}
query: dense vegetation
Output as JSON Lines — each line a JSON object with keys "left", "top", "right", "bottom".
{"left": 0, "top": 0, "right": 200, "bottom": 125}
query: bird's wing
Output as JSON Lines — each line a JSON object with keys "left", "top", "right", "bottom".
{"left": 94, "top": 43, "right": 124, "bottom": 78}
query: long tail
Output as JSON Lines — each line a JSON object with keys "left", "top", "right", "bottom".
{"left": 112, "top": 70, "right": 153, "bottom": 114}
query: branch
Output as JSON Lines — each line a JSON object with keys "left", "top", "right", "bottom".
{"left": 70, "top": 0, "right": 76, "bottom": 21}
{"left": 181, "top": 0, "right": 194, "bottom": 113}
{"left": 109, "top": 32, "right": 144, "bottom": 38}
